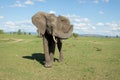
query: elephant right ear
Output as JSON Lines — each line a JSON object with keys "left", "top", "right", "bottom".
{"left": 32, "top": 12, "right": 47, "bottom": 35}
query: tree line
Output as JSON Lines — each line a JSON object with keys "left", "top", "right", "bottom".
{"left": 0, "top": 29, "right": 4, "bottom": 34}
{"left": 0, "top": 29, "right": 32, "bottom": 35}
{"left": 0, "top": 29, "right": 119, "bottom": 38}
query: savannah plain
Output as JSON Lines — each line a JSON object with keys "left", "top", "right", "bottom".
{"left": 0, "top": 34, "right": 120, "bottom": 80}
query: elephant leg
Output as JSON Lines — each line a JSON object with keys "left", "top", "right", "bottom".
{"left": 49, "top": 39, "right": 56, "bottom": 63}
{"left": 43, "top": 34, "right": 52, "bottom": 68}
{"left": 57, "top": 38, "right": 64, "bottom": 62}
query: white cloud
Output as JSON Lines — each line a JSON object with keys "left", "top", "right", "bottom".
{"left": 9, "top": 0, "right": 45, "bottom": 8}
{"left": 73, "top": 17, "right": 90, "bottom": 23}
{"left": 97, "top": 22, "right": 105, "bottom": 26}
{"left": 25, "top": 0, "right": 34, "bottom": 5}
{"left": 93, "top": 0, "right": 99, "bottom": 3}
{"left": 66, "top": 14, "right": 120, "bottom": 36}
{"left": 0, "top": 16, "right": 4, "bottom": 19}
{"left": 79, "top": 0, "right": 110, "bottom": 4}
{"left": 96, "top": 21, "right": 120, "bottom": 36}
{"left": 99, "top": 11, "right": 104, "bottom": 14}
{"left": 66, "top": 14, "right": 96, "bottom": 34}
{"left": 38, "top": 0, "right": 45, "bottom": 2}
{"left": 49, "top": 10, "right": 56, "bottom": 14}
{"left": 93, "top": 0, "right": 110, "bottom": 3}
{"left": 5, "top": 21, "right": 16, "bottom": 27}
{"left": 81, "top": 18, "right": 90, "bottom": 22}
{"left": 4, "top": 21, "right": 17, "bottom": 31}
{"left": 79, "top": 0, "right": 86, "bottom": 3}
{"left": 92, "top": 26, "right": 96, "bottom": 29}
{"left": 10, "top": 1, "right": 25, "bottom": 7}
{"left": 103, "top": 0, "right": 110, "bottom": 3}
{"left": 106, "top": 22, "right": 120, "bottom": 31}
{"left": 66, "top": 14, "right": 90, "bottom": 23}
{"left": 4, "top": 20, "right": 36, "bottom": 32}
{"left": 24, "top": 0, "right": 45, "bottom": 5}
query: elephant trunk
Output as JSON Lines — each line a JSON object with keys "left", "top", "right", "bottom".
{"left": 47, "top": 26, "right": 57, "bottom": 43}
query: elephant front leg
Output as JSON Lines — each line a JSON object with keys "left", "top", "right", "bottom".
{"left": 57, "top": 39, "right": 64, "bottom": 62}
{"left": 43, "top": 35, "right": 52, "bottom": 68}
{"left": 49, "top": 40, "right": 56, "bottom": 63}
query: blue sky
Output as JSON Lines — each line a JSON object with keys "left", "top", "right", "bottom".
{"left": 0, "top": 0, "right": 120, "bottom": 36}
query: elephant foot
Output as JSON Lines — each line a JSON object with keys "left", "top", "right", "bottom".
{"left": 58, "top": 55, "right": 64, "bottom": 62}
{"left": 44, "top": 62, "right": 53, "bottom": 68}
{"left": 58, "top": 58, "right": 64, "bottom": 62}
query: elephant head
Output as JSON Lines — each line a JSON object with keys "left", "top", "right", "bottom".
{"left": 32, "top": 12, "right": 73, "bottom": 39}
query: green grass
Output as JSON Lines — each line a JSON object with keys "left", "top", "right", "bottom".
{"left": 0, "top": 34, "right": 120, "bottom": 80}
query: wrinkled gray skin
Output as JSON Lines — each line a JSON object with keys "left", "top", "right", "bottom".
{"left": 32, "top": 12, "right": 73, "bottom": 68}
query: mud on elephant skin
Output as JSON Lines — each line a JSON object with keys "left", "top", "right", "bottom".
{"left": 32, "top": 11, "right": 73, "bottom": 68}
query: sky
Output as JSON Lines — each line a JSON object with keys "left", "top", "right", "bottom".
{"left": 0, "top": 0, "right": 120, "bottom": 36}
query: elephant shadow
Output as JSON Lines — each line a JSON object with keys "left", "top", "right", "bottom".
{"left": 22, "top": 53, "right": 58, "bottom": 66}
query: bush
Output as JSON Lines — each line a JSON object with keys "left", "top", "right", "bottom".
{"left": 0, "top": 29, "right": 4, "bottom": 34}
{"left": 73, "top": 33, "right": 79, "bottom": 38}
{"left": 116, "top": 35, "right": 119, "bottom": 38}
{"left": 17, "top": 29, "right": 22, "bottom": 35}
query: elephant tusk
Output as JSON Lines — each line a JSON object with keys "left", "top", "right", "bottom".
{"left": 38, "top": 30, "right": 40, "bottom": 36}
{"left": 37, "top": 29, "right": 39, "bottom": 36}
{"left": 37, "top": 29, "right": 41, "bottom": 37}
{"left": 53, "top": 35, "right": 57, "bottom": 43}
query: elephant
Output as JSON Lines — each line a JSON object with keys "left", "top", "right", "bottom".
{"left": 32, "top": 12, "right": 73, "bottom": 68}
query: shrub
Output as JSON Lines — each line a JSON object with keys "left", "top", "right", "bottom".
{"left": 0, "top": 29, "right": 4, "bottom": 34}
{"left": 73, "top": 33, "right": 79, "bottom": 38}
{"left": 17, "top": 29, "right": 22, "bottom": 35}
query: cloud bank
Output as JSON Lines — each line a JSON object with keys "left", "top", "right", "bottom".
{"left": 2, "top": 12, "right": 119, "bottom": 36}
{"left": 66, "top": 14, "right": 120, "bottom": 36}
{"left": 79, "top": 0, "right": 110, "bottom": 4}
{"left": 8, "top": 0, "right": 45, "bottom": 8}
{"left": 3, "top": 20, "right": 36, "bottom": 32}
{"left": 0, "top": 16, "right": 4, "bottom": 19}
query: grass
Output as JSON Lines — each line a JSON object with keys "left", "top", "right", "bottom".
{"left": 0, "top": 34, "right": 120, "bottom": 80}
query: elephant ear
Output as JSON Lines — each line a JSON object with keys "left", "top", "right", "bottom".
{"left": 32, "top": 12, "right": 47, "bottom": 35}
{"left": 53, "top": 16, "right": 73, "bottom": 39}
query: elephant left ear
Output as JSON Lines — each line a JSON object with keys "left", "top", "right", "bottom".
{"left": 32, "top": 12, "right": 47, "bottom": 35}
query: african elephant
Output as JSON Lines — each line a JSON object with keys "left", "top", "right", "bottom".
{"left": 32, "top": 12, "right": 73, "bottom": 68}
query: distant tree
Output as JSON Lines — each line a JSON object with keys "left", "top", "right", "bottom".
{"left": 29, "top": 32, "right": 31, "bottom": 35}
{"left": 17, "top": 29, "right": 22, "bottom": 35}
{"left": 116, "top": 35, "right": 119, "bottom": 38}
{"left": 24, "top": 32, "right": 26, "bottom": 35}
{"left": 13, "top": 32, "right": 17, "bottom": 34}
{"left": 0, "top": 29, "right": 4, "bottom": 34}
{"left": 73, "top": 33, "right": 79, "bottom": 38}
{"left": 9, "top": 32, "right": 12, "bottom": 34}
{"left": 105, "top": 35, "right": 109, "bottom": 38}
